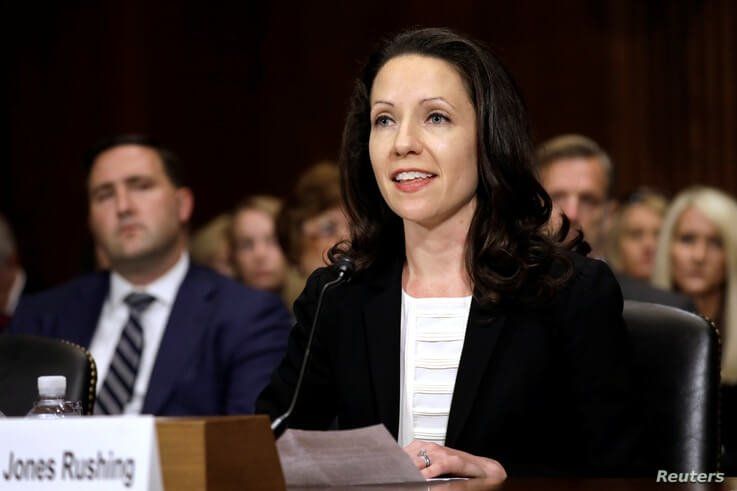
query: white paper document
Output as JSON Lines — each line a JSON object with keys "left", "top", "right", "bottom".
{"left": 276, "top": 424, "right": 425, "bottom": 487}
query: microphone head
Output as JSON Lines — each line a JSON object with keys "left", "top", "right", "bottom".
{"left": 334, "top": 256, "right": 355, "bottom": 277}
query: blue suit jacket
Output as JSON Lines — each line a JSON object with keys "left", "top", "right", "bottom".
{"left": 9, "top": 264, "right": 292, "bottom": 416}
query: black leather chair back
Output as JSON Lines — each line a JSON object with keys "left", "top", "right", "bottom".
{"left": 624, "top": 300, "right": 720, "bottom": 473}
{"left": 0, "top": 334, "right": 97, "bottom": 416}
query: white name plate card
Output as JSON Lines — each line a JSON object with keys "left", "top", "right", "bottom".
{"left": 0, "top": 416, "right": 163, "bottom": 491}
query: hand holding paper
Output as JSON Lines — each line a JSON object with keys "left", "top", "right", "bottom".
{"left": 276, "top": 425, "right": 425, "bottom": 487}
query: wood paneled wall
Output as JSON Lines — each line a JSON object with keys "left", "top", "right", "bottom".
{"left": 4, "top": 0, "right": 736, "bottom": 287}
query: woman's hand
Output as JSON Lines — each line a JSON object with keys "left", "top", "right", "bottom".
{"left": 403, "top": 440, "right": 507, "bottom": 481}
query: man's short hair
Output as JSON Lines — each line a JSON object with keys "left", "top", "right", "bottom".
{"left": 0, "top": 214, "right": 17, "bottom": 263}
{"left": 84, "top": 134, "right": 186, "bottom": 187}
{"left": 536, "top": 134, "right": 614, "bottom": 196}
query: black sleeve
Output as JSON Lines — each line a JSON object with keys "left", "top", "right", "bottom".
{"left": 255, "top": 267, "right": 338, "bottom": 430}
{"left": 555, "top": 257, "right": 640, "bottom": 476}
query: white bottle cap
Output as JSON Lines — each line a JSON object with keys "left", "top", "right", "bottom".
{"left": 38, "top": 376, "right": 66, "bottom": 398}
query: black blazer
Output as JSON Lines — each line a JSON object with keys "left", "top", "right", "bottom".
{"left": 257, "top": 253, "right": 637, "bottom": 476}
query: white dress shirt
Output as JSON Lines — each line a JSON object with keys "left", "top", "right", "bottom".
{"left": 89, "top": 252, "right": 189, "bottom": 414}
{"left": 398, "top": 290, "right": 472, "bottom": 447}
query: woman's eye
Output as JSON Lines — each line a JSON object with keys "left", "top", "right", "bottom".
{"left": 428, "top": 112, "right": 449, "bottom": 124}
{"left": 709, "top": 237, "right": 724, "bottom": 249}
{"left": 237, "top": 239, "right": 254, "bottom": 251}
{"left": 374, "top": 115, "right": 392, "bottom": 127}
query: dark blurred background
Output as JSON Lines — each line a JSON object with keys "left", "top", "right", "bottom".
{"left": 3, "top": 0, "right": 736, "bottom": 289}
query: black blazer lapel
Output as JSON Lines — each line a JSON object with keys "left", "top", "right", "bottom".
{"left": 444, "top": 299, "right": 506, "bottom": 448}
{"left": 362, "top": 261, "right": 403, "bottom": 438}
{"left": 142, "top": 266, "right": 215, "bottom": 414}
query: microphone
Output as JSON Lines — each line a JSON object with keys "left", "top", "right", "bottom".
{"left": 270, "top": 256, "right": 355, "bottom": 436}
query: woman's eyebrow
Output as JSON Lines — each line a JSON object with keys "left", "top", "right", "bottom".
{"left": 372, "top": 100, "right": 394, "bottom": 107}
{"left": 421, "top": 96, "right": 455, "bottom": 109}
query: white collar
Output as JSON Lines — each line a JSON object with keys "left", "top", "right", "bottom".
{"left": 109, "top": 252, "right": 190, "bottom": 308}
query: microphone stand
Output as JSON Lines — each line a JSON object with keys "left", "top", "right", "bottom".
{"left": 271, "top": 260, "right": 353, "bottom": 436}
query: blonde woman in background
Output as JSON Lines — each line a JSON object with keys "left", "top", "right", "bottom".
{"left": 231, "top": 196, "right": 303, "bottom": 313}
{"left": 651, "top": 185, "right": 737, "bottom": 473}
{"left": 190, "top": 214, "right": 235, "bottom": 277}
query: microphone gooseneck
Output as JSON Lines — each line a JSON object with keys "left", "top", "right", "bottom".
{"left": 270, "top": 257, "right": 355, "bottom": 435}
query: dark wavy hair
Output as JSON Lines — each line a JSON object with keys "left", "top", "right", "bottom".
{"left": 331, "top": 27, "right": 583, "bottom": 307}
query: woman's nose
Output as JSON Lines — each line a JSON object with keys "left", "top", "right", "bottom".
{"left": 691, "top": 241, "right": 708, "bottom": 262}
{"left": 393, "top": 122, "right": 422, "bottom": 157}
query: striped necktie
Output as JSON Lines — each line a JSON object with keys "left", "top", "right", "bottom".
{"left": 95, "top": 292, "right": 156, "bottom": 415}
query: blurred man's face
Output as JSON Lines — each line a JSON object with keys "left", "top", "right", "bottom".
{"left": 540, "top": 157, "right": 610, "bottom": 254}
{"left": 88, "top": 145, "right": 192, "bottom": 276}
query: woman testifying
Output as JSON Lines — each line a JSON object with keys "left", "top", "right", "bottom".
{"left": 257, "top": 28, "right": 635, "bottom": 479}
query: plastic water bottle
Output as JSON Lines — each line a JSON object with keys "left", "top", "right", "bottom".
{"left": 26, "top": 376, "right": 80, "bottom": 418}
{"left": 63, "top": 400, "right": 83, "bottom": 415}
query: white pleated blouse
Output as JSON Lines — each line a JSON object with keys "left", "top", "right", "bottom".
{"left": 398, "top": 290, "right": 472, "bottom": 447}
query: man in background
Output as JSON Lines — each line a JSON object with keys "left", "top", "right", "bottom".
{"left": 11, "top": 135, "right": 292, "bottom": 415}
{"left": 0, "top": 214, "right": 26, "bottom": 331}
{"left": 537, "top": 134, "right": 693, "bottom": 310}
{"left": 537, "top": 134, "right": 614, "bottom": 259}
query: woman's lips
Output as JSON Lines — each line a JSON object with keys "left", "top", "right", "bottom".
{"left": 393, "top": 175, "right": 436, "bottom": 193}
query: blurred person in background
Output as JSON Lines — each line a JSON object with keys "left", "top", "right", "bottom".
{"left": 0, "top": 214, "right": 27, "bottom": 330}
{"left": 608, "top": 188, "right": 695, "bottom": 310}
{"left": 608, "top": 188, "right": 667, "bottom": 281}
{"left": 652, "top": 185, "right": 737, "bottom": 472}
{"left": 190, "top": 214, "right": 235, "bottom": 277}
{"left": 10, "top": 135, "right": 291, "bottom": 416}
{"left": 537, "top": 134, "right": 614, "bottom": 259}
{"left": 231, "top": 195, "right": 302, "bottom": 313}
{"left": 537, "top": 136, "right": 692, "bottom": 310}
{"left": 277, "top": 162, "right": 350, "bottom": 277}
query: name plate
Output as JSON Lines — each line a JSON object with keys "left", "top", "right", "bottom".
{"left": 0, "top": 416, "right": 163, "bottom": 490}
